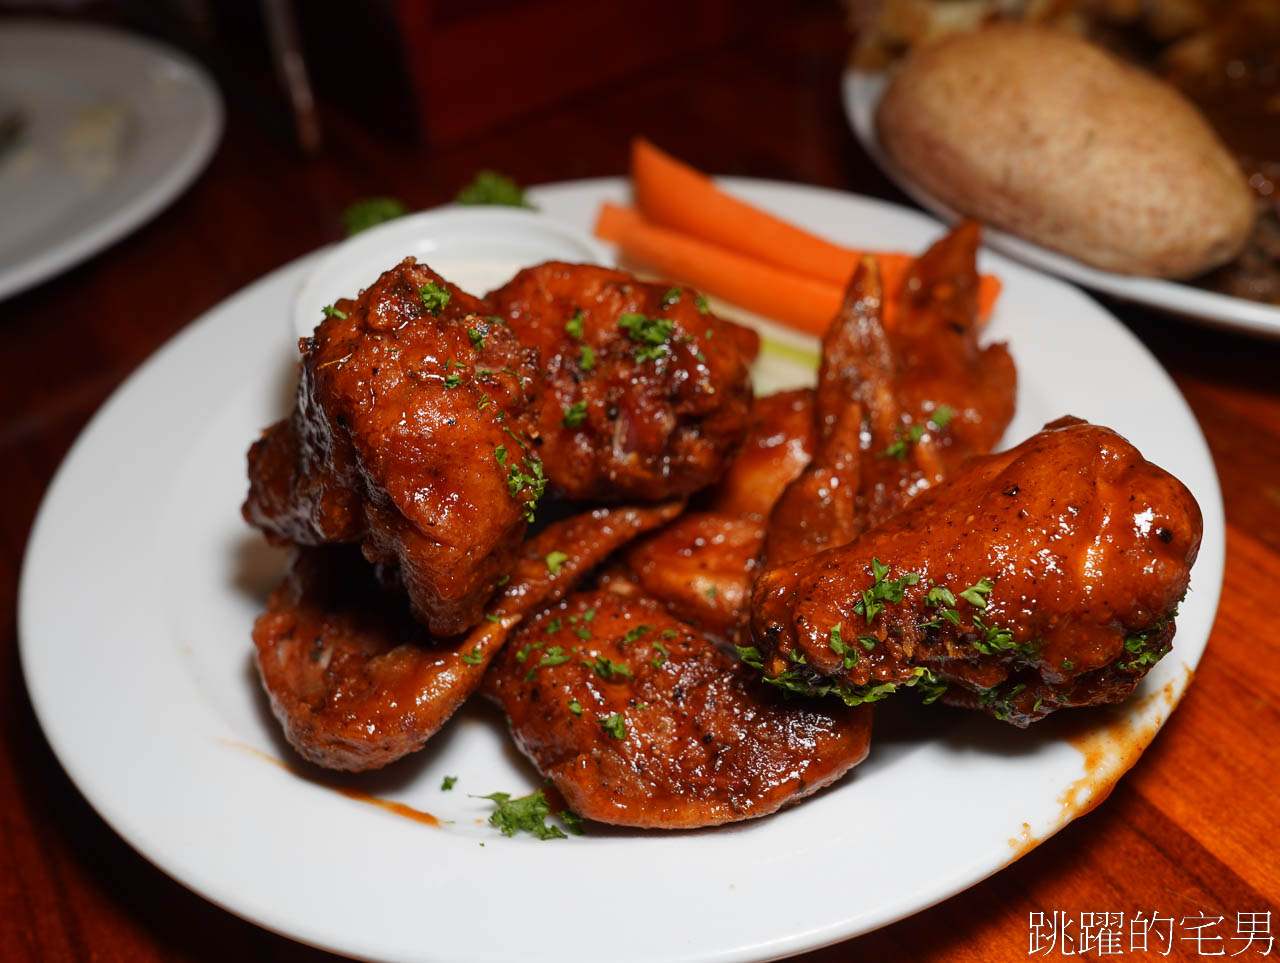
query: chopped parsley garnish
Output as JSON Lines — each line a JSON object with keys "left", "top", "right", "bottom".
{"left": 441, "top": 775, "right": 457, "bottom": 791}
{"left": 694, "top": 294, "right": 709, "bottom": 314}
{"left": 578, "top": 344, "right": 595, "bottom": 372}
{"left": 925, "top": 586, "right": 957, "bottom": 608}
{"left": 859, "top": 635, "right": 878, "bottom": 651}
{"left": 564, "top": 310, "right": 584, "bottom": 339}
{"left": 583, "top": 655, "right": 633, "bottom": 680}
{"left": 660, "top": 628, "right": 676, "bottom": 639}
{"left": 979, "top": 681, "right": 1027, "bottom": 722}
{"left": 546, "top": 618, "right": 562, "bottom": 633}
{"left": 737, "top": 645, "right": 943, "bottom": 707}
{"left": 342, "top": 196, "right": 408, "bottom": 237}
{"left": 537, "top": 646, "right": 570, "bottom": 669}
{"left": 544, "top": 551, "right": 569, "bottom": 575}
{"left": 567, "top": 699, "right": 583, "bottom": 716}
{"left": 827, "top": 623, "right": 858, "bottom": 669}
{"left": 573, "top": 626, "right": 592, "bottom": 640}
{"left": 468, "top": 326, "right": 487, "bottom": 350}
{"left": 959, "top": 578, "right": 995, "bottom": 609}
{"left": 321, "top": 304, "right": 348, "bottom": 320}
{"left": 879, "top": 423, "right": 926, "bottom": 461}
{"left": 650, "top": 640, "right": 669, "bottom": 668}
{"left": 852, "top": 558, "right": 920, "bottom": 625}
{"left": 476, "top": 789, "right": 571, "bottom": 840}
{"left": 599, "top": 714, "right": 627, "bottom": 740}
{"left": 493, "top": 444, "right": 547, "bottom": 522}
{"left": 618, "top": 313, "right": 676, "bottom": 364}
{"left": 419, "top": 282, "right": 451, "bottom": 315}
{"left": 661, "top": 286, "right": 682, "bottom": 307}
{"left": 969, "top": 614, "right": 1017, "bottom": 655}
{"left": 583, "top": 608, "right": 597, "bottom": 623}
{"left": 443, "top": 373, "right": 461, "bottom": 389}
{"left": 930, "top": 404, "right": 954, "bottom": 429}
{"left": 455, "top": 170, "right": 534, "bottom": 208}
{"left": 561, "top": 400, "right": 588, "bottom": 428}
{"left": 704, "top": 586, "right": 718, "bottom": 600}
{"left": 622, "top": 625, "right": 651, "bottom": 645}
{"left": 460, "top": 645, "right": 484, "bottom": 665}
{"left": 1061, "top": 658, "right": 1076, "bottom": 671}
{"left": 476, "top": 393, "right": 491, "bottom": 411}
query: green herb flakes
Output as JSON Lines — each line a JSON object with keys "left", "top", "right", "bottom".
{"left": 419, "top": 282, "right": 451, "bottom": 315}
{"left": 599, "top": 714, "right": 627, "bottom": 740}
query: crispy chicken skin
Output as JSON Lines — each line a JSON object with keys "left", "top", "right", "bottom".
{"left": 624, "top": 389, "right": 816, "bottom": 639}
{"left": 767, "top": 223, "right": 1016, "bottom": 567}
{"left": 487, "top": 262, "right": 756, "bottom": 502}
{"left": 254, "top": 502, "right": 681, "bottom": 771}
{"left": 485, "top": 591, "right": 871, "bottom": 828}
{"left": 244, "top": 258, "right": 543, "bottom": 636}
{"left": 750, "top": 418, "right": 1202, "bottom": 725}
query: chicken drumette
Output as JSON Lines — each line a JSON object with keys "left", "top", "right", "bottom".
{"left": 485, "top": 590, "right": 871, "bottom": 828}
{"left": 749, "top": 417, "right": 1203, "bottom": 725}
{"left": 488, "top": 262, "right": 756, "bottom": 502}
{"left": 244, "top": 258, "right": 544, "bottom": 636}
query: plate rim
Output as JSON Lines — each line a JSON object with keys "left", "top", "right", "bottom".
{"left": 18, "top": 178, "right": 1227, "bottom": 963}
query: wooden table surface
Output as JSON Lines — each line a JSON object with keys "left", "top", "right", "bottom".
{"left": 2, "top": 5, "right": 1276, "bottom": 961}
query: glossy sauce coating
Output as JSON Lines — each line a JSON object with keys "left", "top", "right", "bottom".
{"left": 253, "top": 502, "right": 681, "bottom": 771}
{"left": 245, "top": 258, "right": 542, "bottom": 635}
{"left": 487, "top": 262, "right": 756, "bottom": 501}
{"left": 624, "top": 389, "right": 816, "bottom": 639}
{"left": 766, "top": 223, "right": 1016, "bottom": 567}
{"left": 751, "top": 418, "right": 1203, "bottom": 725}
{"left": 486, "top": 591, "right": 871, "bottom": 828}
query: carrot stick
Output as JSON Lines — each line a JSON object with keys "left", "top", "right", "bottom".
{"left": 629, "top": 138, "right": 1001, "bottom": 321}
{"left": 631, "top": 138, "right": 895, "bottom": 285}
{"left": 595, "top": 202, "right": 845, "bottom": 336}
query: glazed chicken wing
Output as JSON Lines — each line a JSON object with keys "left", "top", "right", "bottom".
{"left": 254, "top": 502, "right": 681, "bottom": 771}
{"left": 487, "top": 263, "right": 756, "bottom": 502}
{"left": 623, "top": 389, "right": 816, "bottom": 639}
{"left": 750, "top": 418, "right": 1203, "bottom": 725}
{"left": 485, "top": 590, "right": 871, "bottom": 828}
{"left": 244, "top": 259, "right": 544, "bottom": 635}
{"left": 768, "top": 222, "right": 1016, "bottom": 566}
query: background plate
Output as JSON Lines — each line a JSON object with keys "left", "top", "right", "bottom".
{"left": 842, "top": 68, "right": 1280, "bottom": 339}
{"left": 19, "top": 178, "right": 1224, "bottom": 963}
{"left": 0, "top": 20, "right": 222, "bottom": 300}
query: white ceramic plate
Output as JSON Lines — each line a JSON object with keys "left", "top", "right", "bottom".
{"left": 19, "top": 179, "right": 1225, "bottom": 963}
{"left": 0, "top": 20, "right": 222, "bottom": 301}
{"left": 842, "top": 69, "right": 1280, "bottom": 339}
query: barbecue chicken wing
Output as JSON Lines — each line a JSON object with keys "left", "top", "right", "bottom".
{"left": 487, "top": 262, "right": 756, "bottom": 502}
{"left": 622, "top": 389, "right": 816, "bottom": 639}
{"left": 254, "top": 502, "right": 681, "bottom": 771}
{"left": 767, "top": 223, "right": 1016, "bottom": 566}
{"left": 244, "top": 259, "right": 543, "bottom": 635}
{"left": 485, "top": 590, "right": 871, "bottom": 827}
{"left": 750, "top": 418, "right": 1202, "bottom": 725}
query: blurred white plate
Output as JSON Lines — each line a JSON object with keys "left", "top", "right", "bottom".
{"left": 292, "top": 206, "right": 610, "bottom": 341}
{"left": 0, "top": 20, "right": 222, "bottom": 301}
{"left": 843, "top": 68, "right": 1280, "bottom": 339}
{"left": 19, "top": 178, "right": 1224, "bottom": 963}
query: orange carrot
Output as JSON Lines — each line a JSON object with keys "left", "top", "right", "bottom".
{"left": 631, "top": 138, "right": 894, "bottom": 285}
{"left": 596, "top": 202, "right": 845, "bottom": 336}
{"left": 629, "top": 138, "right": 1001, "bottom": 322}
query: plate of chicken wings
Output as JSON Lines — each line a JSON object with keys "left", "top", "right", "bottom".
{"left": 19, "top": 177, "right": 1224, "bottom": 963}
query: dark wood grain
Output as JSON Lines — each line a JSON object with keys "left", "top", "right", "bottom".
{"left": 2, "top": 4, "right": 1277, "bottom": 961}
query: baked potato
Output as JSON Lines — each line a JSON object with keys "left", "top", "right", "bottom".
{"left": 874, "top": 23, "right": 1254, "bottom": 278}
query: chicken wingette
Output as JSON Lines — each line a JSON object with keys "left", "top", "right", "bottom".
{"left": 749, "top": 417, "right": 1202, "bottom": 725}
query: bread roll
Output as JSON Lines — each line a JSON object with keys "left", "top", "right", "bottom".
{"left": 875, "top": 23, "right": 1253, "bottom": 279}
